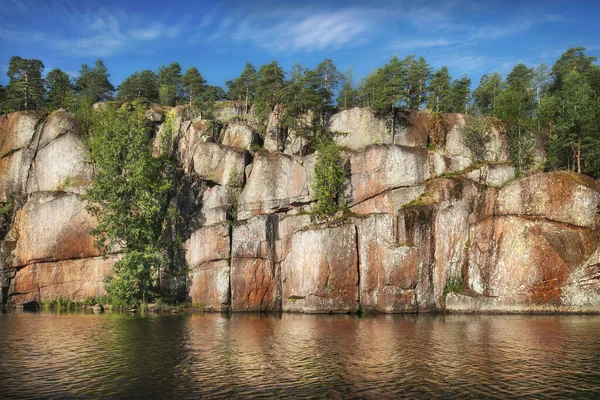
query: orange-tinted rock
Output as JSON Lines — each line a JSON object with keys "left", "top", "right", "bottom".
{"left": 184, "top": 222, "right": 230, "bottom": 268}
{"left": 0, "top": 148, "right": 35, "bottom": 201}
{"left": 230, "top": 215, "right": 279, "bottom": 311}
{"left": 349, "top": 144, "right": 429, "bottom": 205}
{"left": 281, "top": 222, "right": 358, "bottom": 313}
{"left": 494, "top": 171, "right": 600, "bottom": 228}
{"left": 237, "top": 152, "right": 314, "bottom": 220}
{"left": 355, "top": 214, "right": 417, "bottom": 313}
{"left": 350, "top": 186, "right": 424, "bottom": 215}
{"left": 222, "top": 122, "right": 258, "bottom": 150}
{"left": 11, "top": 193, "right": 100, "bottom": 267}
{"left": 189, "top": 260, "right": 230, "bottom": 311}
{"left": 38, "top": 110, "right": 82, "bottom": 149}
{"left": 0, "top": 111, "right": 43, "bottom": 157}
{"left": 8, "top": 255, "right": 117, "bottom": 304}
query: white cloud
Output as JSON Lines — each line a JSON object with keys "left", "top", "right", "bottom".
{"left": 0, "top": 7, "right": 188, "bottom": 58}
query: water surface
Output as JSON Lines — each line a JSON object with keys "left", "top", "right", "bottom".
{"left": 1, "top": 311, "right": 599, "bottom": 398}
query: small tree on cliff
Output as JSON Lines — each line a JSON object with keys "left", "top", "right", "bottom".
{"left": 312, "top": 131, "right": 346, "bottom": 216}
{"left": 46, "top": 68, "right": 75, "bottom": 111}
{"left": 84, "top": 101, "right": 179, "bottom": 306}
{"left": 5, "top": 56, "right": 45, "bottom": 111}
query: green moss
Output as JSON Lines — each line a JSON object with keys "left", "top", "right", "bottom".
{"left": 443, "top": 273, "right": 466, "bottom": 296}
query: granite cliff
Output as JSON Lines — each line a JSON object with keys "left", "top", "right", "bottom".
{"left": 0, "top": 103, "right": 598, "bottom": 313}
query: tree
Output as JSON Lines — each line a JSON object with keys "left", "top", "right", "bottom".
{"left": 472, "top": 72, "right": 504, "bottom": 116}
{"left": 45, "top": 68, "right": 74, "bottom": 111}
{"left": 157, "top": 62, "right": 182, "bottom": 106}
{"left": 226, "top": 62, "right": 258, "bottom": 113}
{"left": 116, "top": 70, "right": 159, "bottom": 103}
{"left": 549, "top": 70, "right": 597, "bottom": 174}
{"left": 312, "top": 135, "right": 345, "bottom": 216}
{"left": 315, "top": 58, "right": 342, "bottom": 103}
{"left": 448, "top": 75, "right": 471, "bottom": 113}
{"left": 5, "top": 56, "right": 45, "bottom": 111}
{"left": 84, "top": 101, "right": 179, "bottom": 306}
{"left": 254, "top": 61, "right": 286, "bottom": 126}
{"left": 336, "top": 67, "right": 359, "bottom": 108}
{"left": 75, "top": 59, "right": 115, "bottom": 103}
{"left": 181, "top": 67, "right": 206, "bottom": 106}
{"left": 405, "top": 56, "right": 431, "bottom": 110}
{"left": 426, "top": 66, "right": 451, "bottom": 113}
{"left": 0, "top": 84, "right": 6, "bottom": 113}
{"left": 550, "top": 47, "right": 597, "bottom": 94}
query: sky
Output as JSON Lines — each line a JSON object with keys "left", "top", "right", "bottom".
{"left": 0, "top": 0, "right": 599, "bottom": 90}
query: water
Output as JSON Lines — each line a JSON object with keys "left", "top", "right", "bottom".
{"left": 1, "top": 312, "right": 599, "bottom": 399}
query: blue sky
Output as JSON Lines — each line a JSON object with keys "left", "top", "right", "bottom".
{"left": 0, "top": 0, "right": 599, "bottom": 89}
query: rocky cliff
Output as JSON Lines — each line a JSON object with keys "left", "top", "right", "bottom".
{"left": 1, "top": 104, "right": 598, "bottom": 313}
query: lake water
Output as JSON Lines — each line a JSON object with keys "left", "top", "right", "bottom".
{"left": 1, "top": 311, "right": 599, "bottom": 399}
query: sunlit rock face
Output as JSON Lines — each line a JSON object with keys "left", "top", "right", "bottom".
{"left": 1, "top": 107, "right": 599, "bottom": 313}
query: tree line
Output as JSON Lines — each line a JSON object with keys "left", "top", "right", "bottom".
{"left": 0, "top": 47, "right": 599, "bottom": 177}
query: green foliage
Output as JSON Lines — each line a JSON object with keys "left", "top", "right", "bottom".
{"left": 472, "top": 72, "right": 504, "bottom": 116}
{"left": 254, "top": 61, "right": 286, "bottom": 127}
{"left": 75, "top": 59, "right": 115, "bottom": 103}
{"left": 158, "top": 62, "right": 182, "bottom": 106}
{"left": 181, "top": 67, "right": 206, "bottom": 105}
{"left": 45, "top": 68, "right": 75, "bottom": 111}
{"left": 461, "top": 115, "right": 492, "bottom": 163}
{"left": 443, "top": 272, "right": 466, "bottom": 296}
{"left": 84, "top": 101, "right": 180, "bottom": 306}
{"left": 5, "top": 56, "right": 45, "bottom": 111}
{"left": 427, "top": 66, "right": 452, "bottom": 113}
{"left": 116, "top": 70, "right": 159, "bottom": 103}
{"left": 226, "top": 62, "right": 258, "bottom": 102}
{"left": 312, "top": 135, "right": 346, "bottom": 216}
{"left": 336, "top": 67, "right": 359, "bottom": 108}
{"left": 507, "top": 123, "right": 535, "bottom": 178}
{"left": 448, "top": 75, "right": 471, "bottom": 113}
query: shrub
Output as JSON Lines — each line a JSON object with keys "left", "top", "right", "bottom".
{"left": 462, "top": 115, "right": 492, "bottom": 163}
{"left": 312, "top": 137, "right": 346, "bottom": 216}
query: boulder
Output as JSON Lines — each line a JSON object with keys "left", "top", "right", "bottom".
{"left": 230, "top": 215, "right": 279, "bottom": 311}
{"left": 330, "top": 107, "right": 389, "bottom": 150}
{"left": 38, "top": 110, "right": 82, "bottom": 149}
{"left": 349, "top": 145, "right": 429, "bottom": 205}
{"left": 465, "top": 163, "right": 515, "bottom": 187}
{"left": 465, "top": 216, "right": 599, "bottom": 310}
{"left": 201, "top": 184, "right": 240, "bottom": 225}
{"left": 184, "top": 223, "right": 230, "bottom": 268}
{"left": 0, "top": 148, "right": 35, "bottom": 201}
{"left": 27, "top": 133, "right": 94, "bottom": 194}
{"left": 237, "top": 152, "right": 313, "bottom": 220}
{"left": 430, "top": 151, "right": 471, "bottom": 177}
{"left": 350, "top": 186, "right": 425, "bottom": 215}
{"left": 393, "top": 111, "right": 431, "bottom": 148}
{"left": 8, "top": 255, "right": 117, "bottom": 304}
{"left": 355, "top": 214, "right": 418, "bottom": 313}
{"left": 174, "top": 120, "right": 212, "bottom": 172}
{"left": 189, "top": 260, "right": 230, "bottom": 311}
{"left": 11, "top": 193, "right": 100, "bottom": 267}
{"left": 281, "top": 222, "right": 358, "bottom": 313}
{"left": 0, "top": 111, "right": 43, "bottom": 157}
{"left": 214, "top": 101, "right": 246, "bottom": 123}
{"left": 192, "top": 142, "right": 249, "bottom": 187}
{"left": 493, "top": 171, "right": 600, "bottom": 229}
{"left": 222, "top": 122, "right": 258, "bottom": 150}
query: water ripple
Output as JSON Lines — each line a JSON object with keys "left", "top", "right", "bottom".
{"left": 1, "top": 312, "right": 600, "bottom": 398}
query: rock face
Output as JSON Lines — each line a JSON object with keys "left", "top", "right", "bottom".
{"left": 281, "top": 222, "right": 358, "bottom": 313}
{"left": 237, "top": 152, "right": 314, "bottom": 220}
{"left": 1, "top": 107, "right": 599, "bottom": 314}
{"left": 0, "top": 111, "right": 115, "bottom": 305}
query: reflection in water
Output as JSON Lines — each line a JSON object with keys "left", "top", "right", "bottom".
{"left": 1, "top": 312, "right": 599, "bottom": 398}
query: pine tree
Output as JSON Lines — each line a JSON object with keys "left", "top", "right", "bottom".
{"left": 45, "top": 68, "right": 74, "bottom": 111}
{"left": 5, "top": 56, "right": 45, "bottom": 111}
{"left": 336, "top": 67, "right": 359, "bottom": 109}
{"left": 225, "top": 62, "right": 258, "bottom": 113}
{"left": 405, "top": 55, "right": 431, "bottom": 110}
{"left": 75, "top": 59, "right": 115, "bottom": 103}
{"left": 157, "top": 62, "right": 182, "bottom": 106}
{"left": 448, "top": 75, "right": 471, "bottom": 113}
{"left": 181, "top": 67, "right": 206, "bottom": 106}
{"left": 472, "top": 72, "right": 505, "bottom": 116}
{"left": 254, "top": 61, "right": 286, "bottom": 125}
{"left": 426, "top": 66, "right": 451, "bottom": 113}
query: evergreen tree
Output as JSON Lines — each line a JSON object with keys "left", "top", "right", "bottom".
{"left": 226, "top": 62, "right": 258, "bottom": 112}
{"left": 45, "top": 68, "right": 74, "bottom": 111}
{"left": 157, "top": 62, "right": 182, "bottom": 106}
{"left": 549, "top": 47, "right": 597, "bottom": 94}
{"left": 116, "top": 70, "right": 159, "bottom": 103}
{"left": 448, "top": 75, "right": 471, "bottom": 113}
{"left": 254, "top": 61, "right": 286, "bottom": 125}
{"left": 315, "top": 58, "right": 342, "bottom": 103}
{"left": 181, "top": 67, "right": 206, "bottom": 106}
{"left": 405, "top": 56, "right": 431, "bottom": 110}
{"left": 0, "top": 84, "right": 6, "bottom": 113}
{"left": 75, "top": 59, "right": 115, "bottom": 103}
{"left": 426, "top": 66, "right": 451, "bottom": 113}
{"left": 5, "top": 56, "right": 45, "bottom": 111}
{"left": 336, "top": 67, "right": 359, "bottom": 108}
{"left": 472, "top": 72, "right": 504, "bottom": 116}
